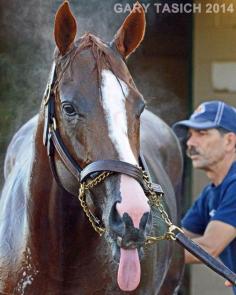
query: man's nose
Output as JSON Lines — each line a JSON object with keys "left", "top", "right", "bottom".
{"left": 186, "top": 134, "right": 196, "bottom": 147}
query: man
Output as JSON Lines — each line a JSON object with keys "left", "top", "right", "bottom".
{"left": 173, "top": 100, "right": 236, "bottom": 294}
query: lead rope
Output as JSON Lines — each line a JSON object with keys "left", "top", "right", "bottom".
{"left": 77, "top": 169, "right": 183, "bottom": 244}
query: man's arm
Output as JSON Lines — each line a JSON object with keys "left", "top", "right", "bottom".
{"left": 183, "top": 220, "right": 236, "bottom": 264}
{"left": 183, "top": 228, "right": 200, "bottom": 239}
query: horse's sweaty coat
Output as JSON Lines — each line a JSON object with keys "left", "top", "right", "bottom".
{"left": 0, "top": 2, "right": 184, "bottom": 294}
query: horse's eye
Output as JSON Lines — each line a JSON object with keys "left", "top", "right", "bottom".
{"left": 62, "top": 103, "right": 76, "bottom": 116}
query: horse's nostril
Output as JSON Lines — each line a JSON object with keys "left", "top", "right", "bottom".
{"left": 139, "top": 212, "right": 150, "bottom": 231}
{"left": 109, "top": 203, "right": 125, "bottom": 237}
{"left": 122, "top": 212, "right": 151, "bottom": 234}
{"left": 122, "top": 212, "right": 134, "bottom": 228}
{"left": 110, "top": 205, "right": 151, "bottom": 234}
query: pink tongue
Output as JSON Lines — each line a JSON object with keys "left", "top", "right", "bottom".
{"left": 117, "top": 248, "right": 141, "bottom": 291}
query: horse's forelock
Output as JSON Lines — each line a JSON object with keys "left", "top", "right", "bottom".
{"left": 52, "top": 33, "right": 113, "bottom": 89}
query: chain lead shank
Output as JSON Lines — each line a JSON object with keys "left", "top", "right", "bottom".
{"left": 78, "top": 172, "right": 111, "bottom": 236}
{"left": 142, "top": 171, "right": 183, "bottom": 245}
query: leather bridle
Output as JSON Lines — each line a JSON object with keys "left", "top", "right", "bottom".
{"left": 42, "top": 58, "right": 175, "bottom": 240}
{"left": 42, "top": 62, "right": 164, "bottom": 197}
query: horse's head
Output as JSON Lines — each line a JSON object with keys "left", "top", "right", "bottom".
{"left": 46, "top": 1, "right": 151, "bottom": 291}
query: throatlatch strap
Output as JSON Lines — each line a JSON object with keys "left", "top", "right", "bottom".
{"left": 50, "top": 129, "right": 82, "bottom": 180}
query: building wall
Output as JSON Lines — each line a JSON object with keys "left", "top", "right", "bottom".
{"left": 191, "top": 0, "right": 236, "bottom": 294}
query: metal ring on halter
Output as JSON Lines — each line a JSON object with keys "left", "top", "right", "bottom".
{"left": 43, "top": 84, "right": 51, "bottom": 106}
{"left": 52, "top": 117, "right": 57, "bottom": 130}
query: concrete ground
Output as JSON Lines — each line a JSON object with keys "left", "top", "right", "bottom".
{"left": 191, "top": 265, "right": 232, "bottom": 295}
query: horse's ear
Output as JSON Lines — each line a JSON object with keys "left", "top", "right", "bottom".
{"left": 112, "top": 2, "right": 146, "bottom": 59}
{"left": 54, "top": 1, "right": 77, "bottom": 56}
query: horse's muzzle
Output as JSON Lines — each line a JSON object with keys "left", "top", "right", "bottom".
{"left": 117, "top": 212, "right": 149, "bottom": 248}
{"left": 109, "top": 205, "right": 152, "bottom": 251}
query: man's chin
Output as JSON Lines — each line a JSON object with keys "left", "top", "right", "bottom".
{"left": 192, "top": 160, "right": 206, "bottom": 169}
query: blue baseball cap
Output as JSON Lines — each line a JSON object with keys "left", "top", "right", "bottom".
{"left": 173, "top": 100, "right": 236, "bottom": 137}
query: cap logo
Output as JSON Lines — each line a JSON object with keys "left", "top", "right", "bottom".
{"left": 191, "top": 104, "right": 205, "bottom": 119}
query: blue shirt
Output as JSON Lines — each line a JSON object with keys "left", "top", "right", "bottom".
{"left": 182, "top": 162, "right": 236, "bottom": 294}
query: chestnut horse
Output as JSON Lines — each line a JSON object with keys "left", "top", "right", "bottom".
{"left": 0, "top": 2, "right": 184, "bottom": 294}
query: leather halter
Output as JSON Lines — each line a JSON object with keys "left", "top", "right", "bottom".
{"left": 43, "top": 62, "right": 163, "bottom": 195}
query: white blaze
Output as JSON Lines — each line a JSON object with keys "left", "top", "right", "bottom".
{"left": 101, "top": 69, "right": 137, "bottom": 165}
{"left": 101, "top": 69, "right": 149, "bottom": 227}
{"left": 101, "top": 70, "right": 149, "bottom": 292}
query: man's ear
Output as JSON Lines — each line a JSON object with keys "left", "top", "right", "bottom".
{"left": 224, "top": 132, "right": 236, "bottom": 152}
{"left": 111, "top": 2, "right": 146, "bottom": 59}
{"left": 54, "top": 1, "right": 77, "bottom": 56}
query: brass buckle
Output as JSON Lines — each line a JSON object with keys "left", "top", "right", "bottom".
{"left": 49, "top": 117, "right": 57, "bottom": 132}
{"left": 43, "top": 83, "right": 51, "bottom": 106}
{"left": 166, "top": 225, "right": 184, "bottom": 241}
{"left": 52, "top": 117, "right": 57, "bottom": 130}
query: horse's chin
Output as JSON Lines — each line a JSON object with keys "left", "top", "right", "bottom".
{"left": 112, "top": 242, "right": 144, "bottom": 291}
{"left": 112, "top": 243, "right": 144, "bottom": 263}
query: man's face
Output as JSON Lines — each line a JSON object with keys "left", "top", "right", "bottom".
{"left": 186, "top": 128, "right": 227, "bottom": 170}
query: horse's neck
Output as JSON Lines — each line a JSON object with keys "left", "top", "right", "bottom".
{"left": 28, "top": 119, "right": 62, "bottom": 250}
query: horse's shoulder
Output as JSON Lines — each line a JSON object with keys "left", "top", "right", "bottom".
{"left": 0, "top": 157, "right": 30, "bottom": 269}
{"left": 4, "top": 115, "right": 38, "bottom": 179}
{"left": 141, "top": 110, "right": 181, "bottom": 154}
{"left": 1, "top": 115, "right": 36, "bottom": 225}
{"left": 0, "top": 116, "right": 38, "bottom": 281}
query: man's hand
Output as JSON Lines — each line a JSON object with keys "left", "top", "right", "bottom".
{"left": 225, "top": 280, "right": 233, "bottom": 287}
